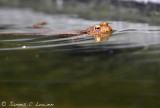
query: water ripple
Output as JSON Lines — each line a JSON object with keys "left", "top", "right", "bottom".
{"left": 0, "top": 8, "right": 160, "bottom": 53}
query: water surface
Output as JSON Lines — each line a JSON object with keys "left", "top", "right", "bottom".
{"left": 0, "top": 8, "right": 160, "bottom": 108}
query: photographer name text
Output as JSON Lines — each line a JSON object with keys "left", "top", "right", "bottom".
{"left": 1, "top": 101, "right": 54, "bottom": 107}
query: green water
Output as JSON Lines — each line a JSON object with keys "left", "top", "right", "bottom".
{"left": 0, "top": 8, "right": 160, "bottom": 108}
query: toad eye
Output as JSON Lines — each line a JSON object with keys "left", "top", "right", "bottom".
{"left": 95, "top": 25, "right": 101, "bottom": 30}
{"left": 96, "top": 27, "right": 100, "bottom": 30}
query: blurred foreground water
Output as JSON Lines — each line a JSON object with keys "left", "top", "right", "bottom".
{"left": 0, "top": 8, "right": 160, "bottom": 108}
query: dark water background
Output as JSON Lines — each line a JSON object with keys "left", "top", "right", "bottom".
{"left": 0, "top": 7, "right": 160, "bottom": 108}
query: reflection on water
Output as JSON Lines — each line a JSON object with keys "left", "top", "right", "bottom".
{"left": 93, "top": 32, "right": 112, "bottom": 42}
{"left": 1, "top": 8, "right": 160, "bottom": 108}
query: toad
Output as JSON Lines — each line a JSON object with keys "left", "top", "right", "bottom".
{"left": 0, "top": 21, "right": 112, "bottom": 36}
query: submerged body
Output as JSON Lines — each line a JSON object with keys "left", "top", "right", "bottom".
{"left": 0, "top": 21, "right": 112, "bottom": 36}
